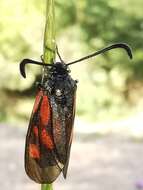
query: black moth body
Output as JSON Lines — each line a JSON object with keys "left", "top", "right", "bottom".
{"left": 24, "top": 62, "right": 77, "bottom": 183}
{"left": 20, "top": 43, "right": 132, "bottom": 184}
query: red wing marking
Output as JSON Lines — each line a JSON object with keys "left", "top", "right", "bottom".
{"left": 41, "top": 129, "right": 54, "bottom": 150}
{"left": 40, "top": 95, "right": 50, "bottom": 126}
{"left": 33, "top": 126, "right": 38, "bottom": 137}
{"left": 29, "top": 144, "right": 40, "bottom": 159}
{"left": 33, "top": 90, "right": 43, "bottom": 113}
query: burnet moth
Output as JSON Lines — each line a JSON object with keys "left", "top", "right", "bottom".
{"left": 20, "top": 43, "right": 132, "bottom": 184}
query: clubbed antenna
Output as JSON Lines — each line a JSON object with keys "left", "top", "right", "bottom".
{"left": 20, "top": 59, "right": 53, "bottom": 78}
{"left": 67, "top": 43, "right": 133, "bottom": 66}
{"left": 56, "top": 45, "right": 64, "bottom": 63}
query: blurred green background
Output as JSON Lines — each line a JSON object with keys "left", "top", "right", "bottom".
{"left": 0, "top": 0, "right": 143, "bottom": 124}
{"left": 1, "top": 1, "right": 143, "bottom": 190}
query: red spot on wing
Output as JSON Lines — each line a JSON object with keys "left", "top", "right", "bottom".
{"left": 29, "top": 144, "right": 40, "bottom": 159}
{"left": 40, "top": 95, "right": 51, "bottom": 126}
{"left": 41, "top": 129, "right": 54, "bottom": 150}
{"left": 33, "top": 126, "right": 38, "bottom": 137}
{"left": 33, "top": 90, "right": 43, "bottom": 113}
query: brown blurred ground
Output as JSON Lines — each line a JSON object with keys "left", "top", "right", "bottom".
{"left": 0, "top": 122, "right": 143, "bottom": 190}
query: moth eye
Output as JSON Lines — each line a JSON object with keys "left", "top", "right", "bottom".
{"left": 55, "top": 89, "right": 62, "bottom": 96}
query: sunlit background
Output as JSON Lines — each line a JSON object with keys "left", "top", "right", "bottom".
{"left": 0, "top": 0, "right": 143, "bottom": 190}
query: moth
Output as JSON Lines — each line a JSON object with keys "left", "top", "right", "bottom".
{"left": 20, "top": 43, "right": 132, "bottom": 184}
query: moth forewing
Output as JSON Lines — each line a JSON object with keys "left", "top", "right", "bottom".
{"left": 51, "top": 74, "right": 77, "bottom": 167}
{"left": 25, "top": 90, "right": 63, "bottom": 184}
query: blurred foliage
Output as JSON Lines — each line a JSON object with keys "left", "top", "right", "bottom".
{"left": 0, "top": 0, "right": 143, "bottom": 122}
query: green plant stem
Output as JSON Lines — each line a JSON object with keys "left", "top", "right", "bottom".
{"left": 41, "top": 184, "right": 53, "bottom": 190}
{"left": 41, "top": 0, "right": 55, "bottom": 190}
{"left": 43, "top": 0, "right": 56, "bottom": 64}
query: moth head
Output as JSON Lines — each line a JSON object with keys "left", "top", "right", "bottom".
{"left": 52, "top": 62, "right": 69, "bottom": 75}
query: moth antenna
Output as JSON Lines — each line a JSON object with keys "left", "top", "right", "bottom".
{"left": 67, "top": 43, "right": 133, "bottom": 66}
{"left": 40, "top": 55, "right": 44, "bottom": 62}
{"left": 56, "top": 45, "right": 64, "bottom": 63}
{"left": 19, "top": 59, "right": 53, "bottom": 78}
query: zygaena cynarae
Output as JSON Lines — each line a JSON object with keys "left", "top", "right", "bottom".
{"left": 20, "top": 43, "right": 132, "bottom": 184}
